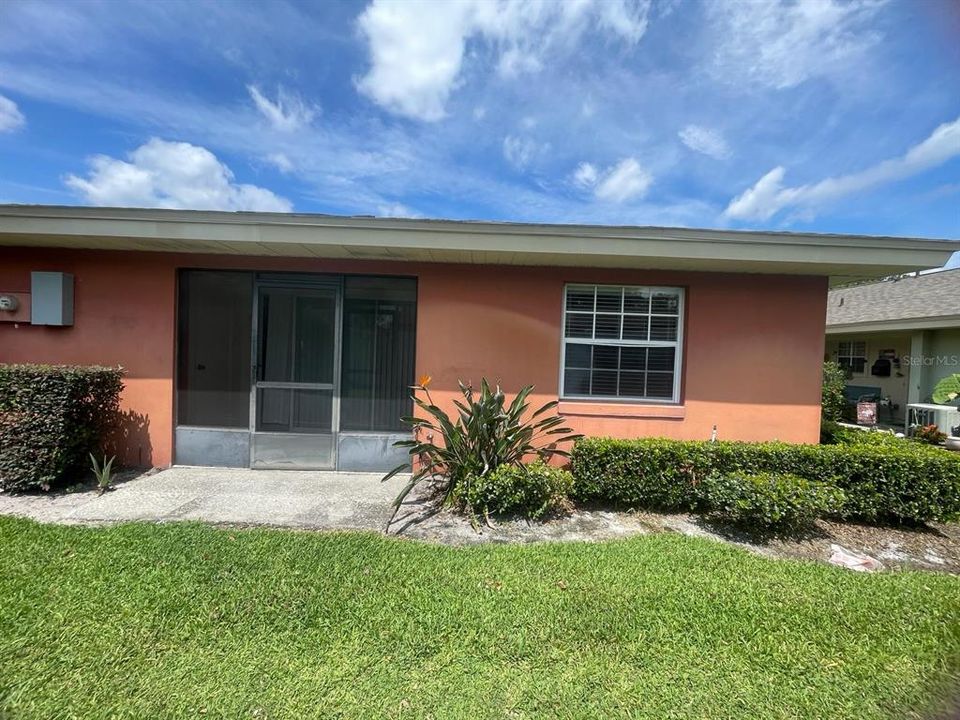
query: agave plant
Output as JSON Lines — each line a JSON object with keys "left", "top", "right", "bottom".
{"left": 382, "top": 377, "right": 582, "bottom": 526}
{"left": 90, "top": 452, "right": 116, "bottom": 494}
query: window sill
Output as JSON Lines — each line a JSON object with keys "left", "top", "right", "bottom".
{"left": 558, "top": 400, "right": 685, "bottom": 419}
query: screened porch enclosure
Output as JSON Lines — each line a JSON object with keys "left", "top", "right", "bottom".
{"left": 175, "top": 270, "right": 416, "bottom": 470}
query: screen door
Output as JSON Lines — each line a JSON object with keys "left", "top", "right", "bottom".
{"left": 251, "top": 281, "right": 339, "bottom": 468}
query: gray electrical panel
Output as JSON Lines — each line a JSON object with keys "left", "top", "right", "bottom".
{"left": 30, "top": 272, "right": 74, "bottom": 326}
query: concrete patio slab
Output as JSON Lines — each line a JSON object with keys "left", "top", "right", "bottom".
{"left": 0, "top": 466, "right": 406, "bottom": 531}
{"left": 67, "top": 492, "right": 199, "bottom": 522}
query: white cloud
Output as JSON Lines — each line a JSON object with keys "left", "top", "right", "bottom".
{"left": 709, "top": 0, "right": 883, "bottom": 89}
{"left": 355, "top": 0, "right": 650, "bottom": 121}
{"left": 0, "top": 94, "right": 25, "bottom": 132}
{"left": 376, "top": 201, "right": 420, "bottom": 218}
{"left": 247, "top": 85, "right": 316, "bottom": 132}
{"left": 355, "top": 0, "right": 472, "bottom": 122}
{"left": 725, "top": 167, "right": 787, "bottom": 221}
{"left": 596, "top": 0, "right": 650, "bottom": 41}
{"left": 266, "top": 152, "right": 294, "bottom": 173}
{"left": 596, "top": 158, "right": 653, "bottom": 202}
{"left": 65, "top": 138, "right": 292, "bottom": 212}
{"left": 498, "top": 46, "right": 544, "bottom": 77}
{"left": 572, "top": 162, "right": 598, "bottom": 188}
{"left": 678, "top": 124, "right": 731, "bottom": 160}
{"left": 503, "top": 134, "right": 545, "bottom": 170}
{"left": 0, "top": 61, "right": 426, "bottom": 216}
{"left": 725, "top": 116, "right": 960, "bottom": 221}
{"left": 577, "top": 157, "right": 653, "bottom": 203}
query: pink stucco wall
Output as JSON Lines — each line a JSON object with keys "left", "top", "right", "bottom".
{"left": 0, "top": 247, "right": 828, "bottom": 466}
{"left": 417, "top": 265, "right": 828, "bottom": 445}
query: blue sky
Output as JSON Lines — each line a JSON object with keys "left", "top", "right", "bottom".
{"left": 0, "top": 0, "right": 958, "bottom": 257}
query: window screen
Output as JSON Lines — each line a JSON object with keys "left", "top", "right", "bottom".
{"left": 339, "top": 277, "right": 417, "bottom": 431}
{"left": 177, "top": 271, "right": 253, "bottom": 427}
{"left": 561, "top": 284, "right": 683, "bottom": 401}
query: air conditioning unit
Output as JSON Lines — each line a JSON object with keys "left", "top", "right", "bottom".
{"left": 906, "top": 403, "right": 960, "bottom": 436}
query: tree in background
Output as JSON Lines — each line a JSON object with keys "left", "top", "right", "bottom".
{"left": 821, "top": 360, "right": 847, "bottom": 422}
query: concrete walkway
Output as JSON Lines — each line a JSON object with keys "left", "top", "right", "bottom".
{"left": 0, "top": 467, "right": 408, "bottom": 531}
{"left": 0, "top": 465, "right": 654, "bottom": 544}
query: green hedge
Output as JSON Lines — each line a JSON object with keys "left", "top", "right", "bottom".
{"left": 571, "top": 437, "right": 960, "bottom": 523}
{"left": 0, "top": 364, "right": 124, "bottom": 492}
{"left": 698, "top": 472, "right": 846, "bottom": 530}
{"left": 455, "top": 461, "right": 573, "bottom": 520}
{"left": 820, "top": 421, "right": 910, "bottom": 447}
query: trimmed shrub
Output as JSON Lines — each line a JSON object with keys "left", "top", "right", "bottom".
{"left": 455, "top": 461, "right": 573, "bottom": 520}
{"left": 819, "top": 419, "right": 842, "bottom": 445}
{"left": 698, "top": 472, "right": 846, "bottom": 529}
{"left": 0, "top": 364, "right": 124, "bottom": 492}
{"left": 570, "top": 436, "right": 708, "bottom": 510}
{"left": 821, "top": 422, "right": 913, "bottom": 449}
{"left": 571, "top": 436, "right": 960, "bottom": 523}
{"left": 821, "top": 360, "right": 847, "bottom": 422}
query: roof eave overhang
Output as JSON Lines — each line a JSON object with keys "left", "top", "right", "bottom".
{"left": 826, "top": 315, "right": 960, "bottom": 334}
{"left": 0, "top": 205, "right": 957, "bottom": 286}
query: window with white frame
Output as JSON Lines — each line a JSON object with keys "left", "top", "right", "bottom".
{"left": 836, "top": 340, "right": 867, "bottom": 374}
{"left": 561, "top": 284, "right": 683, "bottom": 402}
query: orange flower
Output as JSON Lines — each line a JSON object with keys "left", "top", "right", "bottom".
{"left": 418, "top": 374, "right": 432, "bottom": 388}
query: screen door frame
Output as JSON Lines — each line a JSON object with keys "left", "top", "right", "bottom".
{"left": 249, "top": 273, "right": 342, "bottom": 469}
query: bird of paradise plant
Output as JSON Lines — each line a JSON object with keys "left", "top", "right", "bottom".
{"left": 382, "top": 377, "right": 582, "bottom": 527}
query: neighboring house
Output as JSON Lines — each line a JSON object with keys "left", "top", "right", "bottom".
{"left": 1, "top": 205, "right": 956, "bottom": 471}
{"left": 826, "top": 269, "right": 960, "bottom": 422}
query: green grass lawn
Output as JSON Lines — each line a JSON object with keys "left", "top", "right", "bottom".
{"left": 0, "top": 517, "right": 958, "bottom": 719}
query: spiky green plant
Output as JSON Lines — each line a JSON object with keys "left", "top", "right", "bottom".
{"left": 382, "top": 379, "right": 582, "bottom": 526}
{"left": 90, "top": 453, "right": 116, "bottom": 494}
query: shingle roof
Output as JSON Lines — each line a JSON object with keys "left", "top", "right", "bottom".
{"left": 827, "top": 268, "right": 960, "bottom": 327}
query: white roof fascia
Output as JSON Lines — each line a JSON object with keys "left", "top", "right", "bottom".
{"left": 1, "top": 205, "right": 957, "bottom": 283}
